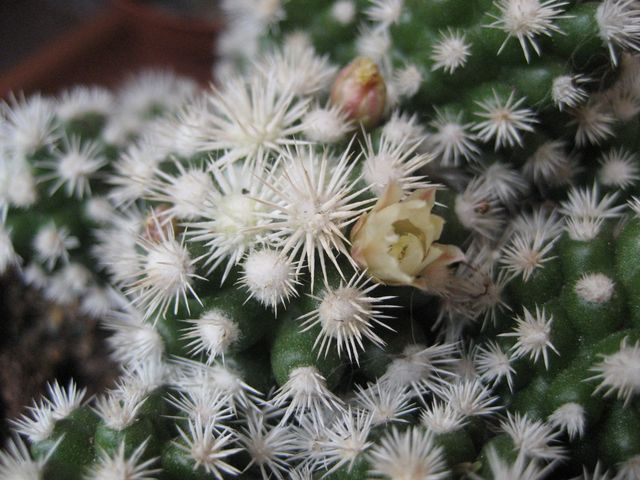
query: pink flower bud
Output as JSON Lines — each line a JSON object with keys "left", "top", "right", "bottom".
{"left": 330, "top": 57, "right": 386, "bottom": 129}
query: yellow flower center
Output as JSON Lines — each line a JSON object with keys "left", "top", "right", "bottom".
{"left": 391, "top": 220, "right": 427, "bottom": 253}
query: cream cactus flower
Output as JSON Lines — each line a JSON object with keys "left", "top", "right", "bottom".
{"left": 350, "top": 182, "right": 465, "bottom": 290}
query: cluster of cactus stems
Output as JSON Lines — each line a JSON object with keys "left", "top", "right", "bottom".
{"left": 2, "top": 0, "right": 640, "bottom": 478}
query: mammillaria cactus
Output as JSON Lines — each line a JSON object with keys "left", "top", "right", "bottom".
{"left": 1, "top": 0, "right": 640, "bottom": 478}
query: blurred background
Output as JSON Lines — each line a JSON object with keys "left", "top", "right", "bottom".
{"left": 0, "top": 0, "right": 222, "bottom": 97}
{"left": 0, "top": 1, "right": 105, "bottom": 73}
{"left": 0, "top": 0, "right": 222, "bottom": 439}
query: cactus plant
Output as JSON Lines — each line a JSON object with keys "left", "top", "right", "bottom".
{"left": 2, "top": 0, "right": 640, "bottom": 479}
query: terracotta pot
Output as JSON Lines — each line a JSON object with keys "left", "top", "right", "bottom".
{"left": 0, "top": 9, "right": 133, "bottom": 97}
{"left": 113, "top": 0, "right": 224, "bottom": 84}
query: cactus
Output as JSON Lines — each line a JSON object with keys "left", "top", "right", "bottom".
{"left": 2, "top": 0, "right": 640, "bottom": 479}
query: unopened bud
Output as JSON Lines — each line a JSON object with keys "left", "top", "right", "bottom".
{"left": 330, "top": 57, "right": 386, "bottom": 129}
{"left": 143, "top": 205, "right": 179, "bottom": 243}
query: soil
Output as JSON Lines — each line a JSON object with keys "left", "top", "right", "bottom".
{"left": 0, "top": 269, "right": 118, "bottom": 443}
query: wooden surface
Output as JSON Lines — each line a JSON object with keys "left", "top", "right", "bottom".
{"left": 0, "top": 2, "right": 221, "bottom": 98}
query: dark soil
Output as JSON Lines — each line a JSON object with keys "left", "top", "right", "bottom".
{"left": 0, "top": 269, "right": 118, "bottom": 443}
